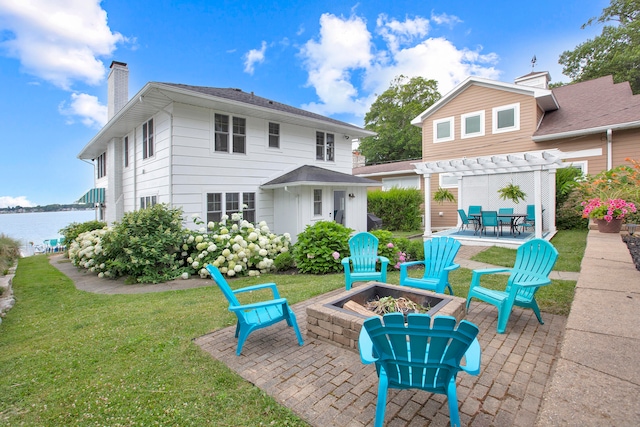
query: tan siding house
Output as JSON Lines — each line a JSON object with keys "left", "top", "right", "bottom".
{"left": 409, "top": 72, "right": 640, "bottom": 238}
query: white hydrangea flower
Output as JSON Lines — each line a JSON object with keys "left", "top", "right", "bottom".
{"left": 181, "top": 272, "right": 189, "bottom": 280}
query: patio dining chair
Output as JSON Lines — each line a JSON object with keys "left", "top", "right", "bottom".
{"left": 342, "top": 232, "right": 390, "bottom": 290}
{"left": 359, "top": 313, "right": 481, "bottom": 427}
{"left": 457, "top": 209, "right": 473, "bottom": 232}
{"left": 520, "top": 204, "right": 536, "bottom": 232}
{"left": 465, "top": 238, "right": 559, "bottom": 333}
{"left": 498, "top": 208, "right": 514, "bottom": 235}
{"left": 205, "top": 264, "right": 304, "bottom": 355}
{"left": 480, "top": 211, "right": 499, "bottom": 236}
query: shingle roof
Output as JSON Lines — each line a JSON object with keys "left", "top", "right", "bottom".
{"left": 160, "top": 83, "right": 368, "bottom": 131}
{"left": 261, "top": 165, "right": 378, "bottom": 188}
{"left": 535, "top": 76, "right": 640, "bottom": 137}
{"left": 352, "top": 159, "right": 420, "bottom": 176}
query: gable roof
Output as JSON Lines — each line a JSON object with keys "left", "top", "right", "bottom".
{"left": 533, "top": 76, "right": 640, "bottom": 141}
{"left": 261, "top": 165, "right": 378, "bottom": 189}
{"left": 78, "top": 82, "right": 375, "bottom": 160}
{"left": 411, "top": 76, "right": 558, "bottom": 126}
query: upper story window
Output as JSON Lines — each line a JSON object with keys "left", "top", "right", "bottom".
{"left": 143, "top": 118, "right": 154, "bottom": 159}
{"left": 461, "top": 110, "right": 485, "bottom": 139}
{"left": 492, "top": 103, "right": 520, "bottom": 134}
{"left": 316, "top": 131, "right": 335, "bottom": 161}
{"left": 215, "top": 114, "right": 246, "bottom": 154}
{"left": 123, "top": 136, "right": 129, "bottom": 167}
{"left": 97, "top": 152, "right": 107, "bottom": 178}
{"left": 433, "top": 117, "right": 454, "bottom": 143}
{"left": 268, "top": 122, "right": 280, "bottom": 148}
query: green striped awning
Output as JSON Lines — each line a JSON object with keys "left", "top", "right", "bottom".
{"left": 77, "top": 188, "right": 105, "bottom": 204}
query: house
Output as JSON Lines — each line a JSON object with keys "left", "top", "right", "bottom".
{"left": 408, "top": 72, "right": 640, "bottom": 239}
{"left": 77, "top": 62, "right": 377, "bottom": 242}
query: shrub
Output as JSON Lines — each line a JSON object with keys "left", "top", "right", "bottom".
{"left": 274, "top": 251, "right": 295, "bottom": 272}
{"left": 60, "top": 220, "right": 106, "bottom": 249}
{"left": 293, "top": 221, "right": 352, "bottom": 274}
{"left": 556, "top": 189, "right": 589, "bottom": 230}
{"left": 0, "top": 234, "right": 20, "bottom": 275}
{"left": 367, "top": 187, "right": 422, "bottom": 231}
{"left": 181, "top": 213, "right": 291, "bottom": 278}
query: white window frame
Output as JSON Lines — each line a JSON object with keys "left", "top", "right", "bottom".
{"left": 313, "top": 189, "right": 322, "bottom": 216}
{"left": 492, "top": 103, "right": 520, "bottom": 134}
{"left": 461, "top": 110, "right": 485, "bottom": 139}
{"left": 439, "top": 173, "right": 458, "bottom": 189}
{"left": 142, "top": 118, "right": 154, "bottom": 159}
{"left": 315, "top": 131, "right": 335, "bottom": 161}
{"left": 433, "top": 116, "right": 454, "bottom": 143}
{"left": 140, "top": 195, "right": 157, "bottom": 210}
{"left": 97, "top": 152, "right": 106, "bottom": 178}
{"left": 268, "top": 122, "right": 280, "bottom": 149}
{"left": 123, "top": 136, "right": 129, "bottom": 168}
{"left": 206, "top": 192, "right": 256, "bottom": 223}
{"left": 562, "top": 160, "right": 588, "bottom": 175}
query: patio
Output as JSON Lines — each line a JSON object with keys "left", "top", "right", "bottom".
{"left": 195, "top": 284, "right": 566, "bottom": 426}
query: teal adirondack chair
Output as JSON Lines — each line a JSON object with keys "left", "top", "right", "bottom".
{"left": 399, "top": 237, "right": 461, "bottom": 295}
{"left": 359, "top": 313, "right": 481, "bottom": 427}
{"left": 342, "top": 232, "right": 390, "bottom": 290}
{"left": 205, "top": 264, "right": 304, "bottom": 355}
{"left": 465, "top": 238, "right": 559, "bottom": 333}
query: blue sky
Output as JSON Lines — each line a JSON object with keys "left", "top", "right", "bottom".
{"left": 0, "top": 0, "right": 608, "bottom": 208}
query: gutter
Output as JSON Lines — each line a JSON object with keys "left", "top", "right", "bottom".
{"left": 532, "top": 120, "right": 640, "bottom": 142}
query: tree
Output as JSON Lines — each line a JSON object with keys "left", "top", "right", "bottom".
{"left": 359, "top": 75, "right": 441, "bottom": 164}
{"left": 558, "top": 0, "right": 640, "bottom": 93}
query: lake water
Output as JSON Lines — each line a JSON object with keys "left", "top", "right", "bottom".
{"left": 0, "top": 210, "right": 96, "bottom": 255}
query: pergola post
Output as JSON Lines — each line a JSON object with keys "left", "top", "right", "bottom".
{"left": 534, "top": 169, "right": 543, "bottom": 238}
{"left": 422, "top": 173, "right": 432, "bottom": 238}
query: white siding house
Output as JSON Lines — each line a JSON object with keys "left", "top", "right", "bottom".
{"left": 77, "top": 63, "right": 377, "bottom": 241}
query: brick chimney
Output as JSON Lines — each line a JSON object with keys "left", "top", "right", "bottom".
{"left": 107, "top": 61, "right": 129, "bottom": 120}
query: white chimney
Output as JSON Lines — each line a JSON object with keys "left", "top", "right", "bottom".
{"left": 108, "top": 61, "right": 129, "bottom": 120}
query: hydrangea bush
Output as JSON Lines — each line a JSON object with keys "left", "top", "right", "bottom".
{"left": 181, "top": 213, "right": 291, "bottom": 278}
{"left": 68, "top": 205, "right": 290, "bottom": 282}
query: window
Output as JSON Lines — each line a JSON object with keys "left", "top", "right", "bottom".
{"left": 433, "top": 117, "right": 454, "bottom": 143}
{"left": 206, "top": 192, "right": 256, "bottom": 223}
{"left": 123, "top": 136, "right": 129, "bottom": 167}
{"left": 492, "top": 103, "right": 520, "bottom": 133}
{"left": 140, "top": 195, "right": 157, "bottom": 209}
{"left": 461, "top": 111, "right": 485, "bottom": 139}
{"left": 313, "top": 189, "right": 322, "bottom": 216}
{"left": 143, "top": 118, "right": 154, "bottom": 159}
{"left": 268, "top": 122, "right": 280, "bottom": 148}
{"left": 232, "top": 117, "right": 246, "bottom": 153}
{"left": 214, "top": 114, "right": 229, "bottom": 152}
{"left": 382, "top": 176, "right": 420, "bottom": 191}
{"left": 207, "top": 193, "right": 222, "bottom": 223}
{"left": 214, "top": 114, "right": 246, "bottom": 154}
{"left": 439, "top": 173, "right": 458, "bottom": 188}
{"left": 97, "top": 152, "right": 106, "bottom": 178}
{"left": 315, "top": 132, "right": 335, "bottom": 161}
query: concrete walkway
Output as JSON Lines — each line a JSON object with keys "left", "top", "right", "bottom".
{"left": 50, "top": 231, "right": 639, "bottom": 426}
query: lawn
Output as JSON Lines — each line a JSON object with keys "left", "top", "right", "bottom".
{"left": 0, "top": 230, "right": 581, "bottom": 425}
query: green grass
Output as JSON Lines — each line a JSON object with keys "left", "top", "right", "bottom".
{"left": 1, "top": 238, "right": 579, "bottom": 425}
{"left": 0, "top": 234, "right": 20, "bottom": 276}
{"left": 470, "top": 229, "right": 588, "bottom": 272}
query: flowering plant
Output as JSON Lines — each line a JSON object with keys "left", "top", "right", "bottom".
{"left": 581, "top": 198, "right": 637, "bottom": 222}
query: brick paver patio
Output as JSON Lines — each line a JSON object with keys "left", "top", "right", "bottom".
{"left": 195, "top": 287, "right": 566, "bottom": 426}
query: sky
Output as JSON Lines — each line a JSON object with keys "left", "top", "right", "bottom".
{"left": 0, "top": 0, "right": 610, "bottom": 208}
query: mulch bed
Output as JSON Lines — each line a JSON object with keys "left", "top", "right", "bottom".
{"left": 622, "top": 235, "right": 640, "bottom": 271}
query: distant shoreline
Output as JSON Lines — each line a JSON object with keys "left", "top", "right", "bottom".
{"left": 0, "top": 205, "right": 94, "bottom": 215}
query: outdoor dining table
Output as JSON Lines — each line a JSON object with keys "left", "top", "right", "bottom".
{"left": 470, "top": 212, "right": 529, "bottom": 236}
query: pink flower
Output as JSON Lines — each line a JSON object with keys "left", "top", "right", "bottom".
{"left": 386, "top": 242, "right": 394, "bottom": 248}
{"left": 332, "top": 251, "right": 340, "bottom": 260}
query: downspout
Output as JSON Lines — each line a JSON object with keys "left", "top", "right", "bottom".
{"left": 607, "top": 128, "right": 613, "bottom": 170}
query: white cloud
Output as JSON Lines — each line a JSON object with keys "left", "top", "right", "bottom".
{"left": 59, "top": 92, "right": 107, "bottom": 128}
{"left": 299, "top": 12, "right": 500, "bottom": 120}
{"left": 0, "top": 0, "right": 125, "bottom": 89}
{"left": 243, "top": 41, "right": 267, "bottom": 75}
{"left": 0, "top": 196, "right": 35, "bottom": 208}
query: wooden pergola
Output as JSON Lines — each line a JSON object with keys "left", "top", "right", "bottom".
{"left": 412, "top": 149, "right": 564, "bottom": 239}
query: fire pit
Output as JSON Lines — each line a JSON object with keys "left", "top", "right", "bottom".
{"left": 306, "top": 282, "right": 466, "bottom": 351}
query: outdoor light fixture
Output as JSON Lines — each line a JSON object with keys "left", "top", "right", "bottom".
{"left": 348, "top": 193, "right": 355, "bottom": 198}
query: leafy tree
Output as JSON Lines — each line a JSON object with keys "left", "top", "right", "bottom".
{"left": 359, "top": 75, "right": 441, "bottom": 164}
{"left": 558, "top": 0, "right": 640, "bottom": 93}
